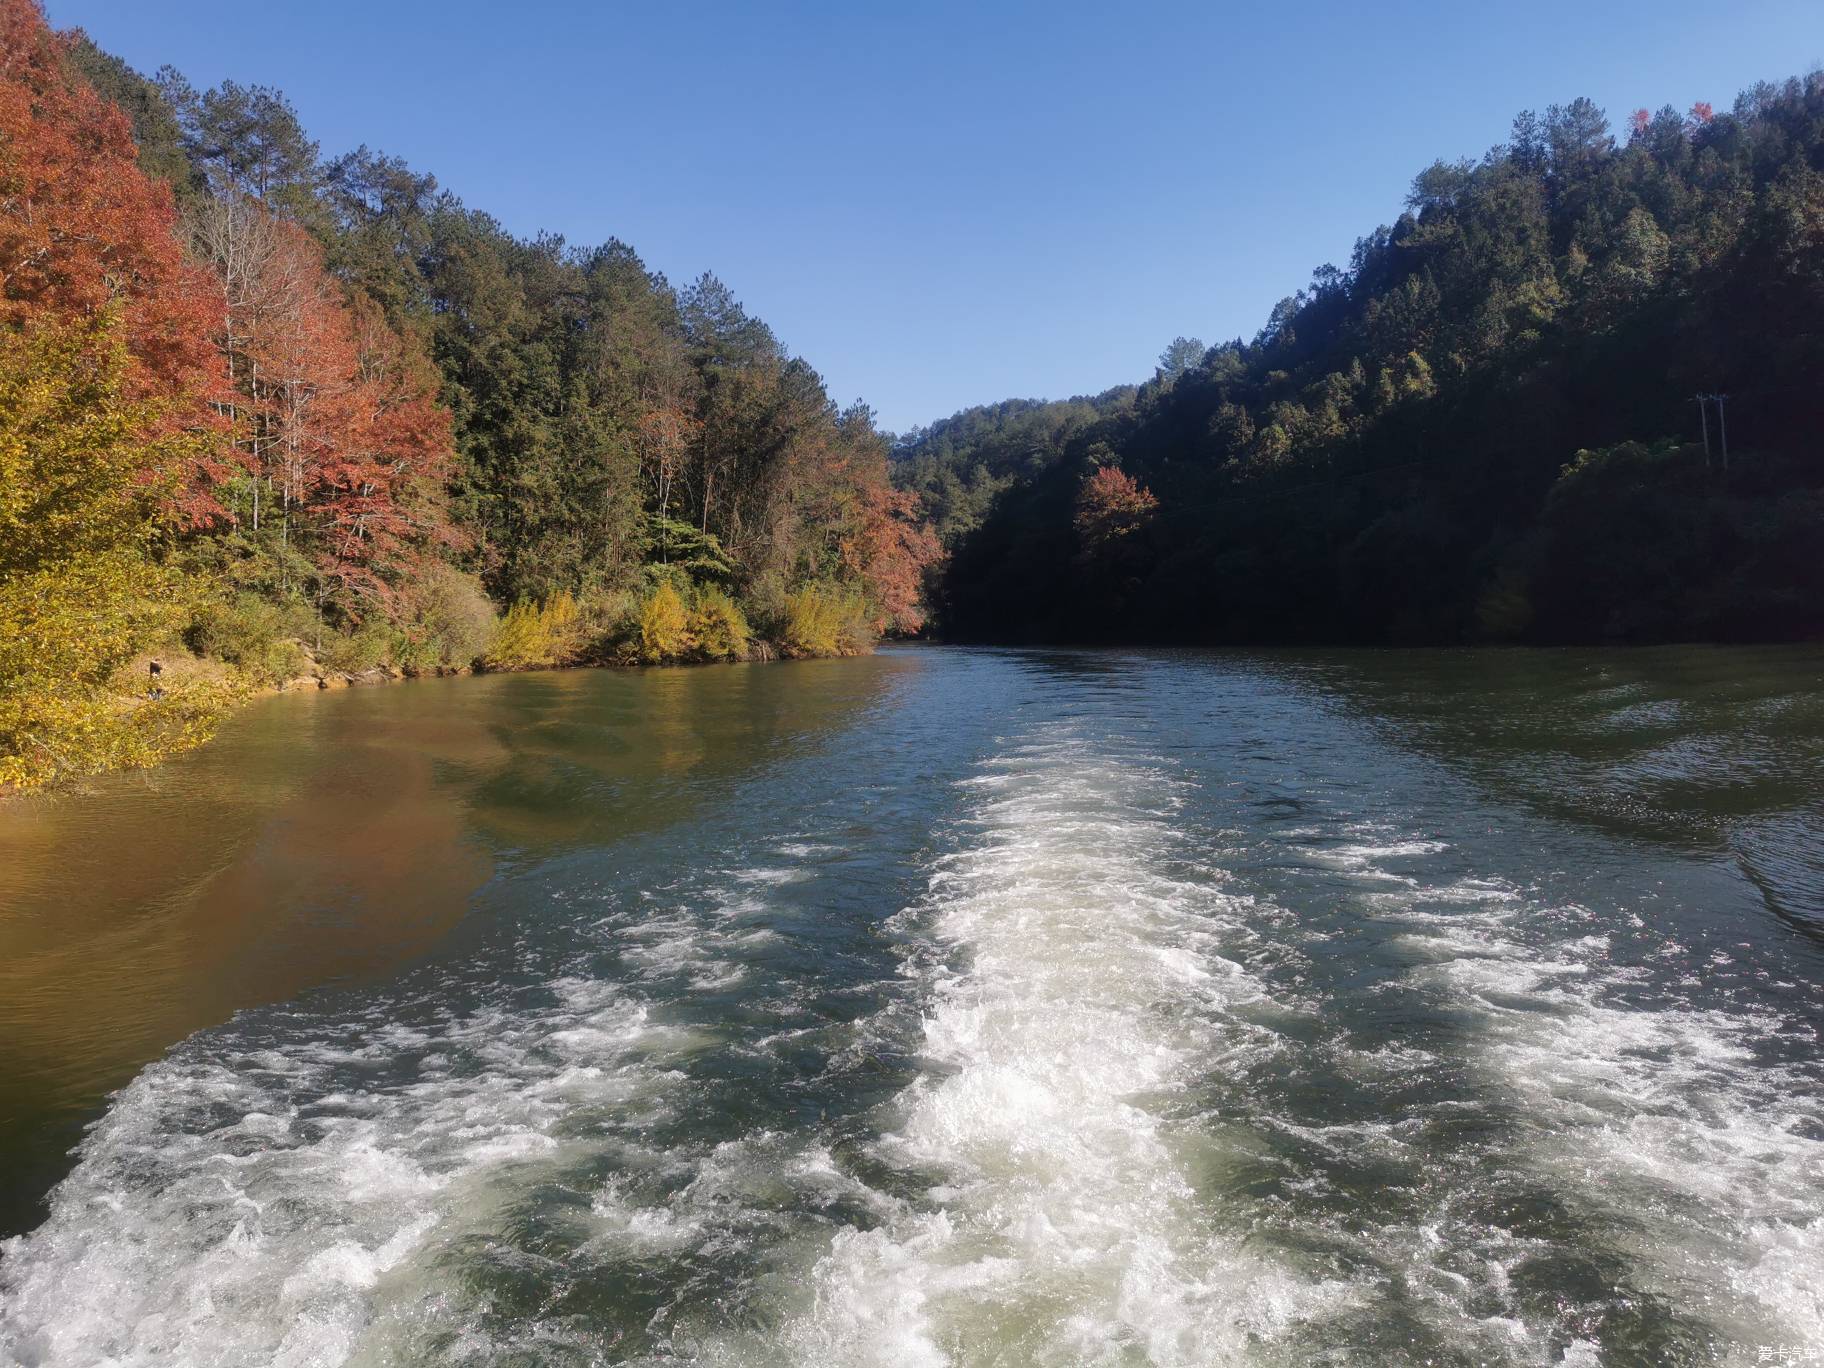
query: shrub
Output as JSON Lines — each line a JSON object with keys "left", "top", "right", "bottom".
{"left": 638, "top": 581, "right": 692, "bottom": 662}
{"left": 187, "top": 591, "right": 282, "bottom": 667}
{"left": 260, "top": 637, "right": 312, "bottom": 681}
{"left": 488, "top": 600, "right": 544, "bottom": 667}
{"left": 688, "top": 585, "right": 751, "bottom": 661}
{"left": 1474, "top": 566, "right": 1535, "bottom": 641}
{"left": 485, "top": 591, "right": 580, "bottom": 668}
{"left": 779, "top": 584, "right": 872, "bottom": 658}
{"left": 396, "top": 563, "right": 497, "bottom": 671}
{"left": 187, "top": 592, "right": 324, "bottom": 680}
{"left": 541, "top": 590, "right": 580, "bottom": 657}
{"left": 571, "top": 587, "right": 638, "bottom": 663}
{"left": 317, "top": 619, "right": 394, "bottom": 673}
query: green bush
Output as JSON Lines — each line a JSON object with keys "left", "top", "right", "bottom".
{"left": 1473, "top": 566, "right": 1535, "bottom": 641}
{"left": 187, "top": 592, "right": 281, "bottom": 668}
{"left": 258, "top": 637, "right": 312, "bottom": 682}
{"left": 186, "top": 593, "right": 322, "bottom": 684}
{"left": 572, "top": 587, "right": 637, "bottom": 663}
{"left": 397, "top": 563, "right": 498, "bottom": 670}
{"left": 317, "top": 619, "right": 394, "bottom": 673}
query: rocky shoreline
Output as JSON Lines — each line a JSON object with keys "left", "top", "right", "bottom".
{"left": 270, "top": 663, "right": 469, "bottom": 693}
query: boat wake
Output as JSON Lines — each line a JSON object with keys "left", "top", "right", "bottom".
{"left": 752, "top": 728, "right": 1341, "bottom": 1366}
{"left": 4, "top": 702, "right": 1820, "bottom": 1367}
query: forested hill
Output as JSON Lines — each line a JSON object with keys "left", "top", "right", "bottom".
{"left": 0, "top": 0, "right": 935, "bottom": 790}
{"left": 896, "top": 78, "right": 1824, "bottom": 646}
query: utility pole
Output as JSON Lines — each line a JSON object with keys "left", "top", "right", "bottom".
{"left": 1694, "top": 394, "right": 1711, "bottom": 465}
{"left": 1714, "top": 393, "right": 1730, "bottom": 471}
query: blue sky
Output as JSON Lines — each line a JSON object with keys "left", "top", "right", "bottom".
{"left": 47, "top": 0, "right": 1824, "bottom": 433}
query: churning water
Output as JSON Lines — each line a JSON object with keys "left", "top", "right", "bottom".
{"left": 1, "top": 647, "right": 1821, "bottom": 1365}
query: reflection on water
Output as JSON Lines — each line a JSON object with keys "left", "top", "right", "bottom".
{"left": 0, "top": 659, "right": 904, "bottom": 1236}
{"left": 1287, "top": 645, "right": 1824, "bottom": 932}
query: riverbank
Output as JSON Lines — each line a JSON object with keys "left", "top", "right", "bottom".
{"left": 0, "top": 623, "right": 888, "bottom": 800}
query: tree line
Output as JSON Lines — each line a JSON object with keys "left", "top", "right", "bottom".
{"left": 0, "top": 0, "right": 936, "bottom": 790}
{"left": 897, "top": 77, "right": 1824, "bottom": 647}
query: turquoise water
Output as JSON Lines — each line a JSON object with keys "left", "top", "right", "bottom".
{"left": 1, "top": 646, "right": 1821, "bottom": 1365}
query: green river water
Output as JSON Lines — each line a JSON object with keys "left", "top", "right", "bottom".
{"left": 1, "top": 645, "right": 1820, "bottom": 1366}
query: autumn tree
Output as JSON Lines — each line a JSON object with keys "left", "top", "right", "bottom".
{"left": 0, "top": 317, "right": 228, "bottom": 789}
{"left": 853, "top": 478, "right": 941, "bottom": 633}
{"left": 639, "top": 404, "right": 698, "bottom": 547}
{"left": 182, "top": 199, "right": 455, "bottom": 620}
{"left": 0, "top": 0, "right": 226, "bottom": 517}
{"left": 819, "top": 404, "right": 941, "bottom": 634}
{"left": 1074, "top": 466, "right": 1158, "bottom": 555}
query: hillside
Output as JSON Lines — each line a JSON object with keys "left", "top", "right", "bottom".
{"left": 0, "top": 0, "right": 935, "bottom": 789}
{"left": 896, "top": 79, "right": 1824, "bottom": 645}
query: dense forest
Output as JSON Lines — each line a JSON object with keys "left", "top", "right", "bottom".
{"left": 6, "top": 0, "right": 1823, "bottom": 794}
{"left": 0, "top": 0, "right": 936, "bottom": 789}
{"left": 897, "top": 76, "right": 1824, "bottom": 647}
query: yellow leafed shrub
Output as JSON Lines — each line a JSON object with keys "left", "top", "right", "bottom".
{"left": 779, "top": 584, "right": 872, "bottom": 658}
{"left": 0, "top": 318, "right": 233, "bottom": 791}
{"left": 394, "top": 563, "right": 499, "bottom": 672}
{"left": 638, "top": 581, "right": 692, "bottom": 662}
{"left": 688, "top": 585, "right": 750, "bottom": 661}
{"left": 485, "top": 591, "right": 579, "bottom": 668}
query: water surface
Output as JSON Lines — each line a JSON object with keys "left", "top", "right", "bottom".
{"left": 1, "top": 646, "right": 1820, "bottom": 1365}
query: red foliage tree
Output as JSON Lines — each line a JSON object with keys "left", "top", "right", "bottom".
{"left": 229, "top": 217, "right": 454, "bottom": 615}
{"left": 0, "top": 0, "right": 227, "bottom": 518}
{"left": 329, "top": 292, "right": 458, "bottom": 603}
{"left": 1074, "top": 465, "right": 1158, "bottom": 555}
{"left": 854, "top": 478, "right": 940, "bottom": 633}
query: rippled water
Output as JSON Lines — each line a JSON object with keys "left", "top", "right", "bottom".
{"left": 2, "top": 646, "right": 1821, "bottom": 1365}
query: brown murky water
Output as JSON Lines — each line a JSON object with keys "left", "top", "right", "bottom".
{"left": 0, "top": 659, "right": 900, "bottom": 1237}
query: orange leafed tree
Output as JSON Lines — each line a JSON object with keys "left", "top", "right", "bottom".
{"left": 0, "top": 0, "right": 227, "bottom": 517}
{"left": 223, "top": 217, "right": 454, "bottom": 614}
{"left": 1074, "top": 465, "right": 1158, "bottom": 554}
{"left": 637, "top": 403, "right": 699, "bottom": 526}
{"left": 330, "top": 291, "right": 459, "bottom": 604}
{"left": 819, "top": 404, "right": 939, "bottom": 634}
{"left": 853, "top": 478, "right": 940, "bottom": 633}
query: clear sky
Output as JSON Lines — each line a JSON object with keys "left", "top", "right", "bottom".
{"left": 45, "top": 0, "right": 1824, "bottom": 433}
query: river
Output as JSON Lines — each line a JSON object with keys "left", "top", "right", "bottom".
{"left": 1, "top": 646, "right": 1820, "bottom": 1366}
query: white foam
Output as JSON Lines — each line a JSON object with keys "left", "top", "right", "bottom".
{"left": 765, "top": 733, "right": 1342, "bottom": 1364}
{"left": 1419, "top": 896, "right": 1824, "bottom": 1351}
{"left": 0, "top": 980, "right": 688, "bottom": 1367}
{"left": 1306, "top": 829, "right": 1449, "bottom": 879}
